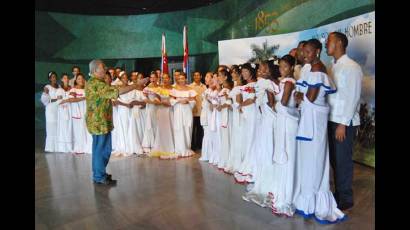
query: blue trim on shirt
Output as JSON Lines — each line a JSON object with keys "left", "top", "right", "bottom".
{"left": 296, "top": 81, "right": 334, "bottom": 90}
{"left": 296, "top": 136, "right": 313, "bottom": 141}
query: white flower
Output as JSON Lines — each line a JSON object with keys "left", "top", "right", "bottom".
{"left": 274, "top": 59, "right": 279, "bottom": 65}
{"left": 251, "top": 63, "right": 256, "bottom": 68}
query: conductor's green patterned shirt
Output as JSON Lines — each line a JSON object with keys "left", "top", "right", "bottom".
{"left": 85, "top": 75, "right": 119, "bottom": 135}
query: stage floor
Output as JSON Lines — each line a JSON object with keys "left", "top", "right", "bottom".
{"left": 35, "top": 149, "right": 374, "bottom": 230}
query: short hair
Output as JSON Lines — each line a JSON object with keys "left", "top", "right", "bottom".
{"left": 72, "top": 66, "right": 80, "bottom": 71}
{"left": 89, "top": 59, "right": 104, "bottom": 74}
{"left": 331, "top": 31, "right": 348, "bottom": 49}
{"left": 115, "top": 67, "right": 122, "bottom": 70}
{"left": 174, "top": 69, "right": 182, "bottom": 73}
{"left": 305, "top": 39, "right": 322, "bottom": 52}
{"left": 298, "top": 40, "right": 307, "bottom": 47}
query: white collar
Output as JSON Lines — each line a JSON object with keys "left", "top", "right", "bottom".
{"left": 333, "top": 54, "right": 348, "bottom": 65}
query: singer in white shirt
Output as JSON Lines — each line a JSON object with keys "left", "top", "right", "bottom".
{"left": 326, "top": 32, "right": 363, "bottom": 211}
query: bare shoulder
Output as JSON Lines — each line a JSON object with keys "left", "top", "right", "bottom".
{"left": 311, "top": 62, "right": 327, "bottom": 74}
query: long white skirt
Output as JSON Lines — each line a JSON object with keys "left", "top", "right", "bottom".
{"left": 127, "top": 107, "right": 145, "bottom": 155}
{"left": 142, "top": 105, "right": 158, "bottom": 153}
{"left": 264, "top": 107, "right": 299, "bottom": 216}
{"left": 234, "top": 104, "right": 258, "bottom": 183}
{"left": 112, "top": 105, "right": 132, "bottom": 156}
{"left": 44, "top": 102, "right": 59, "bottom": 152}
{"left": 111, "top": 106, "right": 118, "bottom": 152}
{"left": 217, "top": 109, "right": 231, "bottom": 169}
{"left": 293, "top": 102, "right": 345, "bottom": 223}
{"left": 56, "top": 104, "right": 73, "bottom": 153}
{"left": 173, "top": 103, "right": 195, "bottom": 157}
{"left": 224, "top": 107, "right": 242, "bottom": 173}
{"left": 150, "top": 106, "right": 176, "bottom": 159}
{"left": 208, "top": 110, "right": 221, "bottom": 165}
{"left": 242, "top": 105, "right": 276, "bottom": 204}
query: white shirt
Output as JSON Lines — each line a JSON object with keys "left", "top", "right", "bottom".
{"left": 328, "top": 54, "right": 363, "bottom": 126}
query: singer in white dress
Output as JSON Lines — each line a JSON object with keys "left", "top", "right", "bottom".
{"left": 55, "top": 74, "right": 73, "bottom": 153}
{"left": 142, "top": 72, "right": 161, "bottom": 154}
{"left": 234, "top": 64, "right": 258, "bottom": 184}
{"left": 242, "top": 61, "right": 280, "bottom": 204}
{"left": 127, "top": 74, "right": 147, "bottom": 156}
{"left": 150, "top": 73, "right": 177, "bottom": 159}
{"left": 170, "top": 73, "right": 197, "bottom": 158}
{"left": 223, "top": 73, "right": 244, "bottom": 174}
{"left": 61, "top": 74, "right": 92, "bottom": 154}
{"left": 41, "top": 72, "right": 61, "bottom": 152}
{"left": 263, "top": 56, "right": 300, "bottom": 216}
{"left": 198, "top": 72, "right": 213, "bottom": 162}
{"left": 293, "top": 40, "right": 345, "bottom": 224}
{"left": 112, "top": 73, "right": 134, "bottom": 157}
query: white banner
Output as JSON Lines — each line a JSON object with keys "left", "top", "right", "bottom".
{"left": 218, "top": 11, "right": 375, "bottom": 109}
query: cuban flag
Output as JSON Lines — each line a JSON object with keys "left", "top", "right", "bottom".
{"left": 161, "top": 33, "right": 169, "bottom": 74}
{"left": 183, "top": 25, "right": 189, "bottom": 77}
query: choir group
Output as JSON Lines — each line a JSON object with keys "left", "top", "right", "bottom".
{"left": 41, "top": 32, "right": 363, "bottom": 224}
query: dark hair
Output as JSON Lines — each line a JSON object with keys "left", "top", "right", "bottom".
{"left": 74, "top": 72, "right": 85, "bottom": 86}
{"left": 305, "top": 39, "right": 322, "bottom": 59}
{"left": 72, "top": 66, "right": 80, "bottom": 71}
{"left": 174, "top": 69, "right": 182, "bottom": 73}
{"left": 230, "top": 65, "right": 240, "bottom": 74}
{"left": 219, "top": 69, "right": 233, "bottom": 85}
{"left": 266, "top": 60, "right": 280, "bottom": 81}
{"left": 217, "top": 65, "right": 228, "bottom": 72}
{"left": 280, "top": 54, "right": 296, "bottom": 67}
{"left": 61, "top": 72, "right": 69, "bottom": 78}
{"left": 331, "top": 31, "right": 348, "bottom": 49}
{"left": 298, "top": 40, "right": 307, "bottom": 47}
{"left": 48, "top": 71, "right": 57, "bottom": 80}
{"left": 240, "top": 63, "right": 256, "bottom": 80}
{"left": 115, "top": 67, "right": 122, "bottom": 70}
{"left": 306, "top": 39, "right": 322, "bottom": 52}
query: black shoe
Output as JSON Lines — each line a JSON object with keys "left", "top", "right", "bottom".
{"left": 94, "top": 178, "right": 117, "bottom": 186}
{"left": 106, "top": 174, "right": 112, "bottom": 180}
{"left": 338, "top": 202, "right": 354, "bottom": 211}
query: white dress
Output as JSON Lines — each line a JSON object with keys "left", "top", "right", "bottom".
{"left": 293, "top": 68, "right": 345, "bottom": 223}
{"left": 198, "top": 88, "right": 211, "bottom": 162}
{"left": 207, "top": 89, "right": 222, "bottom": 165}
{"left": 242, "top": 78, "right": 279, "bottom": 203}
{"left": 217, "top": 88, "right": 232, "bottom": 170}
{"left": 69, "top": 88, "right": 92, "bottom": 154}
{"left": 112, "top": 90, "right": 133, "bottom": 156}
{"left": 150, "top": 88, "right": 177, "bottom": 159}
{"left": 127, "top": 89, "right": 146, "bottom": 155}
{"left": 111, "top": 99, "right": 119, "bottom": 152}
{"left": 263, "top": 78, "right": 300, "bottom": 216}
{"left": 142, "top": 86, "right": 160, "bottom": 153}
{"left": 202, "top": 89, "right": 220, "bottom": 164}
{"left": 170, "top": 88, "right": 197, "bottom": 157}
{"left": 41, "top": 85, "right": 60, "bottom": 152}
{"left": 234, "top": 82, "right": 258, "bottom": 183}
{"left": 223, "top": 86, "right": 243, "bottom": 173}
{"left": 55, "top": 88, "right": 73, "bottom": 153}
